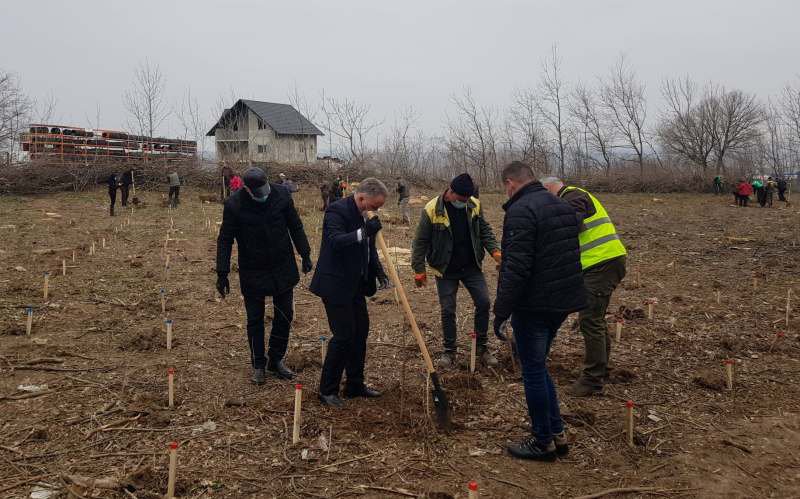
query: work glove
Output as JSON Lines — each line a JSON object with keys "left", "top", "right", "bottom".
{"left": 301, "top": 255, "right": 314, "bottom": 274}
{"left": 216, "top": 274, "right": 230, "bottom": 298}
{"left": 491, "top": 250, "right": 502, "bottom": 264}
{"left": 414, "top": 273, "right": 427, "bottom": 288}
{"left": 364, "top": 216, "right": 383, "bottom": 237}
{"left": 493, "top": 315, "right": 510, "bottom": 341}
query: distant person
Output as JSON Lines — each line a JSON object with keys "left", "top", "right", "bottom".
{"left": 120, "top": 169, "right": 133, "bottom": 207}
{"left": 277, "top": 173, "right": 299, "bottom": 194}
{"left": 736, "top": 179, "right": 753, "bottom": 207}
{"left": 777, "top": 177, "right": 788, "bottom": 202}
{"left": 329, "top": 177, "right": 344, "bottom": 202}
{"left": 107, "top": 173, "right": 119, "bottom": 216}
{"left": 216, "top": 167, "right": 313, "bottom": 385}
{"left": 764, "top": 177, "right": 776, "bottom": 208}
{"left": 713, "top": 175, "right": 723, "bottom": 195}
{"left": 230, "top": 174, "right": 243, "bottom": 192}
{"left": 320, "top": 183, "right": 330, "bottom": 211}
{"left": 752, "top": 178, "right": 765, "bottom": 207}
{"left": 396, "top": 176, "right": 411, "bottom": 224}
{"left": 167, "top": 172, "right": 181, "bottom": 208}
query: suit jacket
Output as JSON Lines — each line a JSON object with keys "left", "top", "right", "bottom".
{"left": 310, "top": 196, "right": 385, "bottom": 304}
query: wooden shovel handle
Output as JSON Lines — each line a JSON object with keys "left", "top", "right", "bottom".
{"left": 369, "top": 212, "right": 436, "bottom": 374}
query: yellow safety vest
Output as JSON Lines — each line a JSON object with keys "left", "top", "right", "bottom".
{"left": 561, "top": 186, "right": 626, "bottom": 270}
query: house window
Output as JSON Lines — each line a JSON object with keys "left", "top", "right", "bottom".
{"left": 233, "top": 121, "right": 238, "bottom": 131}
{"left": 258, "top": 119, "right": 267, "bottom": 130}
{"left": 258, "top": 145, "right": 268, "bottom": 154}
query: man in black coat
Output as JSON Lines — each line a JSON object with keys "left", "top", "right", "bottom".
{"left": 311, "top": 178, "right": 390, "bottom": 407}
{"left": 493, "top": 161, "right": 586, "bottom": 462}
{"left": 107, "top": 173, "right": 119, "bottom": 216}
{"left": 120, "top": 169, "right": 133, "bottom": 207}
{"left": 216, "top": 167, "right": 313, "bottom": 385}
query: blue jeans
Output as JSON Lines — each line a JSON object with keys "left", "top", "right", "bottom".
{"left": 512, "top": 310, "right": 568, "bottom": 445}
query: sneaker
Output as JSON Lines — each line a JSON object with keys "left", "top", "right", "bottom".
{"left": 567, "top": 381, "right": 602, "bottom": 397}
{"left": 553, "top": 431, "right": 569, "bottom": 457}
{"left": 436, "top": 351, "right": 456, "bottom": 369}
{"left": 507, "top": 436, "right": 557, "bottom": 461}
{"left": 251, "top": 368, "right": 266, "bottom": 385}
{"left": 479, "top": 348, "right": 498, "bottom": 368}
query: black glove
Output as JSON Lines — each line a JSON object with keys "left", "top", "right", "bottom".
{"left": 493, "top": 315, "right": 509, "bottom": 341}
{"left": 301, "top": 256, "right": 313, "bottom": 274}
{"left": 364, "top": 216, "right": 383, "bottom": 237}
{"left": 216, "top": 274, "right": 230, "bottom": 298}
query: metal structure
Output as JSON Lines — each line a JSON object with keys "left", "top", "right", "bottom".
{"left": 20, "top": 124, "right": 196, "bottom": 163}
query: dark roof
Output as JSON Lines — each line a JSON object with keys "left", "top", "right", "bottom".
{"left": 207, "top": 99, "right": 323, "bottom": 136}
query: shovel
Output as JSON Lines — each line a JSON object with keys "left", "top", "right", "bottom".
{"left": 369, "top": 212, "right": 451, "bottom": 431}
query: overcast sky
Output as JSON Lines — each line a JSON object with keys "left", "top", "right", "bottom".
{"left": 3, "top": 0, "right": 799, "bottom": 152}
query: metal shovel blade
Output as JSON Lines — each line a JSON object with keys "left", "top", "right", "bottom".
{"left": 429, "top": 372, "right": 451, "bottom": 431}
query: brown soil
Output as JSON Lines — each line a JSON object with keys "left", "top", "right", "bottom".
{"left": 1, "top": 188, "right": 799, "bottom": 498}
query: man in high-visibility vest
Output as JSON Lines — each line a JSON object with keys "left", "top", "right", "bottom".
{"left": 542, "top": 177, "right": 627, "bottom": 397}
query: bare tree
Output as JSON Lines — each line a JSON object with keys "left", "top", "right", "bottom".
{"left": 287, "top": 83, "right": 320, "bottom": 164}
{"left": 763, "top": 99, "right": 788, "bottom": 176}
{"left": 123, "top": 59, "right": 170, "bottom": 138}
{"left": 781, "top": 79, "right": 800, "bottom": 148}
{"left": 0, "top": 70, "right": 33, "bottom": 161}
{"left": 509, "top": 88, "right": 546, "bottom": 169}
{"left": 446, "top": 87, "right": 499, "bottom": 185}
{"left": 570, "top": 82, "right": 616, "bottom": 176}
{"left": 658, "top": 77, "right": 715, "bottom": 174}
{"left": 601, "top": 55, "right": 648, "bottom": 178}
{"left": 321, "top": 95, "right": 380, "bottom": 164}
{"left": 537, "top": 45, "right": 568, "bottom": 177}
{"left": 705, "top": 86, "right": 763, "bottom": 173}
{"left": 175, "top": 87, "right": 206, "bottom": 158}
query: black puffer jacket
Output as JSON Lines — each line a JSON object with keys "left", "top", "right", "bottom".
{"left": 494, "top": 181, "right": 586, "bottom": 318}
{"left": 216, "top": 184, "right": 311, "bottom": 296}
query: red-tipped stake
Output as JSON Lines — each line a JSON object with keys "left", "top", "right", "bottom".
{"left": 469, "top": 332, "right": 477, "bottom": 374}
{"left": 625, "top": 400, "right": 635, "bottom": 448}
{"left": 723, "top": 360, "right": 734, "bottom": 390}
{"left": 25, "top": 307, "right": 33, "bottom": 336}
{"left": 468, "top": 481, "right": 479, "bottom": 499}
{"left": 42, "top": 272, "right": 50, "bottom": 300}
{"left": 615, "top": 319, "right": 624, "bottom": 342}
{"left": 166, "top": 441, "right": 178, "bottom": 498}
{"left": 165, "top": 320, "right": 173, "bottom": 350}
{"left": 292, "top": 384, "right": 303, "bottom": 444}
{"left": 167, "top": 368, "right": 175, "bottom": 408}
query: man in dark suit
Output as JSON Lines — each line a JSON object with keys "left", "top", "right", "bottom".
{"left": 311, "top": 178, "right": 390, "bottom": 407}
{"left": 216, "top": 167, "right": 313, "bottom": 385}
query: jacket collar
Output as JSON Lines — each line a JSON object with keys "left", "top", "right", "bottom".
{"left": 436, "top": 191, "right": 477, "bottom": 216}
{"left": 502, "top": 181, "right": 545, "bottom": 211}
{"left": 346, "top": 195, "right": 363, "bottom": 222}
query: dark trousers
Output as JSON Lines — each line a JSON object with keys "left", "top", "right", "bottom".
{"left": 319, "top": 295, "right": 370, "bottom": 395}
{"left": 120, "top": 184, "right": 130, "bottom": 207}
{"left": 765, "top": 191, "right": 774, "bottom": 207}
{"left": 168, "top": 186, "right": 180, "bottom": 207}
{"left": 512, "top": 310, "right": 567, "bottom": 445}
{"left": 778, "top": 188, "right": 787, "bottom": 202}
{"left": 243, "top": 289, "right": 294, "bottom": 369}
{"left": 108, "top": 187, "right": 117, "bottom": 216}
{"left": 577, "top": 256, "right": 626, "bottom": 388}
{"left": 736, "top": 195, "right": 748, "bottom": 207}
{"left": 435, "top": 267, "right": 490, "bottom": 351}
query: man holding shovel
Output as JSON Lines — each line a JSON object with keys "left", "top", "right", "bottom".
{"left": 411, "top": 173, "right": 502, "bottom": 369}
{"left": 216, "top": 167, "right": 313, "bottom": 385}
{"left": 494, "top": 162, "right": 586, "bottom": 461}
{"left": 311, "top": 178, "right": 390, "bottom": 408}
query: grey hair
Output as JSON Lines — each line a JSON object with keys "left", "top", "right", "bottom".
{"left": 356, "top": 177, "right": 389, "bottom": 197}
{"left": 539, "top": 176, "right": 563, "bottom": 187}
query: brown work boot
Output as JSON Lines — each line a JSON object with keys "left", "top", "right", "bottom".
{"left": 567, "top": 381, "right": 602, "bottom": 397}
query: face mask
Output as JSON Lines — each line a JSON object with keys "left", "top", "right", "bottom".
{"left": 246, "top": 185, "right": 270, "bottom": 203}
{"left": 450, "top": 200, "right": 467, "bottom": 209}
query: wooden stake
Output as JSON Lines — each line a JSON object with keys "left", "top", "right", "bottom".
{"left": 165, "top": 320, "right": 173, "bottom": 350}
{"left": 715, "top": 290, "right": 721, "bottom": 304}
{"left": 167, "top": 368, "right": 175, "bottom": 408}
{"left": 752, "top": 276, "right": 757, "bottom": 292}
{"left": 25, "top": 307, "right": 33, "bottom": 336}
{"left": 787, "top": 289, "right": 792, "bottom": 330}
{"left": 101, "top": 237, "right": 106, "bottom": 249}
{"left": 42, "top": 272, "right": 50, "bottom": 300}
{"left": 320, "top": 336, "right": 327, "bottom": 366}
{"left": 647, "top": 302, "right": 653, "bottom": 320}
{"left": 469, "top": 332, "right": 477, "bottom": 374}
{"left": 165, "top": 253, "right": 171, "bottom": 270}
{"left": 635, "top": 269, "right": 641, "bottom": 287}
{"left": 160, "top": 288, "right": 166, "bottom": 314}
{"left": 724, "top": 359, "right": 734, "bottom": 390}
{"left": 62, "top": 259, "right": 67, "bottom": 276}
{"left": 72, "top": 250, "right": 76, "bottom": 263}
{"left": 625, "top": 400, "right": 635, "bottom": 447}
{"left": 615, "top": 320, "right": 623, "bottom": 342}
{"left": 166, "top": 441, "right": 177, "bottom": 498}
{"left": 292, "top": 383, "right": 302, "bottom": 444}
{"left": 468, "top": 481, "right": 479, "bottom": 499}
{"left": 90, "top": 241, "right": 96, "bottom": 255}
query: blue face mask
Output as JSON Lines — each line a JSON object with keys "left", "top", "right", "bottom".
{"left": 251, "top": 194, "right": 268, "bottom": 203}
{"left": 450, "top": 200, "right": 467, "bottom": 209}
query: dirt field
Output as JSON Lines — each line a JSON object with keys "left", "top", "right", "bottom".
{"left": 1, "top": 186, "right": 799, "bottom": 499}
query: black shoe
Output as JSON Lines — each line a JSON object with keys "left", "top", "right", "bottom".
{"left": 251, "top": 368, "right": 266, "bottom": 385}
{"left": 553, "top": 432, "right": 569, "bottom": 457}
{"left": 267, "top": 360, "right": 295, "bottom": 380}
{"left": 507, "top": 436, "right": 557, "bottom": 462}
{"left": 318, "top": 393, "right": 344, "bottom": 408}
{"left": 344, "top": 385, "right": 382, "bottom": 398}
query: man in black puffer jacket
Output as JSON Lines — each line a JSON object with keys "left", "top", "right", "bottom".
{"left": 216, "top": 167, "right": 313, "bottom": 385}
{"left": 493, "top": 161, "right": 586, "bottom": 462}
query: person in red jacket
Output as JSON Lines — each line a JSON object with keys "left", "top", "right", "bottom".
{"left": 736, "top": 179, "right": 753, "bottom": 207}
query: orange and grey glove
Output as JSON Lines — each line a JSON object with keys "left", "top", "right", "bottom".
{"left": 491, "top": 250, "right": 502, "bottom": 264}
{"left": 414, "top": 273, "right": 427, "bottom": 287}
